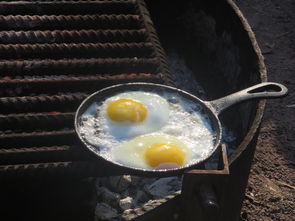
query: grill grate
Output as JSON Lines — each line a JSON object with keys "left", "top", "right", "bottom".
{"left": 0, "top": 0, "right": 172, "bottom": 178}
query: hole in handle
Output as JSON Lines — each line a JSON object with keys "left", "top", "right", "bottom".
{"left": 248, "top": 84, "right": 283, "bottom": 94}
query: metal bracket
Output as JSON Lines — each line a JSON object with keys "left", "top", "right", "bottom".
{"left": 181, "top": 144, "right": 230, "bottom": 221}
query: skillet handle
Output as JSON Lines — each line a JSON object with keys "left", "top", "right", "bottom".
{"left": 206, "top": 82, "right": 288, "bottom": 115}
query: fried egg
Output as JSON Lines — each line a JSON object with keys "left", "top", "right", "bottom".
{"left": 79, "top": 90, "right": 216, "bottom": 170}
{"left": 112, "top": 134, "right": 191, "bottom": 169}
{"left": 97, "top": 92, "right": 169, "bottom": 139}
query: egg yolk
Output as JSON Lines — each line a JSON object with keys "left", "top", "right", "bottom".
{"left": 145, "top": 143, "right": 186, "bottom": 168}
{"left": 107, "top": 99, "right": 147, "bottom": 123}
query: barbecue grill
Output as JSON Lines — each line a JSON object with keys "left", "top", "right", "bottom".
{"left": 0, "top": 0, "right": 271, "bottom": 221}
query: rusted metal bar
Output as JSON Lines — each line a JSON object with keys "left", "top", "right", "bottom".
{"left": 0, "top": 94, "right": 88, "bottom": 114}
{"left": 0, "top": 73, "right": 163, "bottom": 97}
{"left": 0, "top": 14, "right": 141, "bottom": 31}
{"left": 0, "top": 161, "right": 88, "bottom": 178}
{"left": 0, "top": 42, "right": 154, "bottom": 59}
{"left": 0, "top": 29, "right": 147, "bottom": 44}
{"left": 0, "top": 130, "right": 77, "bottom": 148}
{"left": 0, "top": 58, "right": 159, "bottom": 75}
{"left": 0, "top": 160, "right": 127, "bottom": 179}
{"left": 0, "top": 1, "right": 136, "bottom": 16}
{"left": 0, "top": 145, "right": 70, "bottom": 153}
{"left": 0, "top": 145, "right": 92, "bottom": 165}
{"left": 0, "top": 112, "right": 75, "bottom": 132}
{"left": 135, "top": 0, "right": 173, "bottom": 86}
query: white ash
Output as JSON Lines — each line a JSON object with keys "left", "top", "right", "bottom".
{"left": 95, "top": 175, "right": 182, "bottom": 220}
{"left": 168, "top": 51, "right": 206, "bottom": 99}
{"left": 221, "top": 126, "right": 236, "bottom": 156}
{"left": 133, "top": 190, "right": 150, "bottom": 203}
{"left": 109, "top": 175, "right": 132, "bottom": 193}
{"left": 95, "top": 203, "right": 119, "bottom": 220}
{"left": 144, "top": 177, "right": 182, "bottom": 199}
{"left": 96, "top": 186, "right": 121, "bottom": 208}
{"left": 119, "top": 197, "right": 134, "bottom": 210}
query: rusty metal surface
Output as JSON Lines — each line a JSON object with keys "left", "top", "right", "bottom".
{"left": 0, "top": 94, "right": 88, "bottom": 114}
{"left": 0, "top": 29, "right": 148, "bottom": 44}
{"left": 0, "top": 14, "right": 141, "bottom": 30}
{"left": 0, "top": 58, "right": 160, "bottom": 75}
{"left": 0, "top": 1, "right": 137, "bottom": 16}
{"left": 0, "top": 43, "right": 154, "bottom": 59}
{"left": 0, "top": 0, "right": 172, "bottom": 177}
{"left": 0, "top": 73, "right": 161, "bottom": 97}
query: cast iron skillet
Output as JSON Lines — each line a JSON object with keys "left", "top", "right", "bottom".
{"left": 75, "top": 82, "right": 288, "bottom": 176}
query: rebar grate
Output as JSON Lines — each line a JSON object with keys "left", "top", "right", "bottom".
{"left": 0, "top": 0, "right": 172, "bottom": 178}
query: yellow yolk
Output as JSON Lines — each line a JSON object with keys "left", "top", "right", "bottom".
{"left": 107, "top": 99, "right": 147, "bottom": 123}
{"left": 145, "top": 143, "right": 186, "bottom": 168}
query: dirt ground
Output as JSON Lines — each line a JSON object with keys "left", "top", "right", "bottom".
{"left": 234, "top": 0, "right": 295, "bottom": 220}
